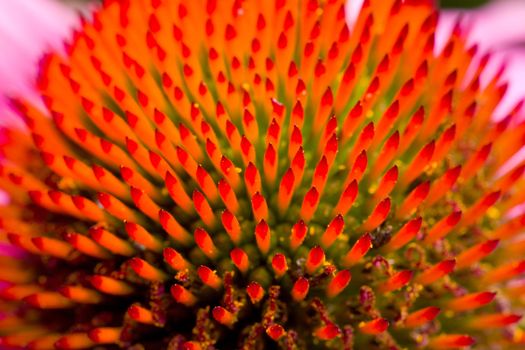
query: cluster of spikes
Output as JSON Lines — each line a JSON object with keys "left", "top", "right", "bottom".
{"left": 1, "top": 0, "right": 525, "bottom": 348}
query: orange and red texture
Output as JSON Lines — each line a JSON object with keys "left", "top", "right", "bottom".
{"left": 1, "top": 0, "right": 524, "bottom": 349}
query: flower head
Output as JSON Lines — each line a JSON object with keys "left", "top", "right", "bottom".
{"left": 1, "top": 0, "right": 524, "bottom": 349}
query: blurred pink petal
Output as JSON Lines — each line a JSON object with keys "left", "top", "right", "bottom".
{"left": 0, "top": 0, "right": 87, "bottom": 127}
{"left": 439, "top": 0, "right": 525, "bottom": 119}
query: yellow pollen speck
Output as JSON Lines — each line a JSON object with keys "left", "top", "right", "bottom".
{"left": 366, "top": 110, "right": 374, "bottom": 118}
{"left": 487, "top": 207, "right": 500, "bottom": 220}
{"left": 339, "top": 232, "right": 349, "bottom": 242}
{"left": 58, "top": 177, "right": 76, "bottom": 191}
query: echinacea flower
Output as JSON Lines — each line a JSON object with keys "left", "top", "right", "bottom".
{"left": 1, "top": 0, "right": 525, "bottom": 349}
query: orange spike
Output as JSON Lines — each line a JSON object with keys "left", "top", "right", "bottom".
{"left": 198, "top": 265, "right": 222, "bottom": 290}
{"left": 255, "top": 220, "right": 271, "bottom": 255}
{"left": 271, "top": 253, "right": 288, "bottom": 278}
{"left": 342, "top": 101, "right": 364, "bottom": 139}
{"left": 0, "top": 284, "right": 44, "bottom": 301}
{"left": 97, "top": 192, "right": 142, "bottom": 223}
{"left": 415, "top": 259, "right": 456, "bottom": 286}
{"left": 263, "top": 143, "right": 278, "bottom": 185}
{"left": 404, "top": 307, "right": 440, "bottom": 328}
{"left": 323, "top": 133, "right": 338, "bottom": 166}
{"left": 361, "top": 198, "right": 391, "bottom": 231}
{"left": 130, "top": 187, "right": 161, "bottom": 222}
{"left": 490, "top": 213, "right": 525, "bottom": 240}
{"left": 129, "top": 257, "right": 168, "bottom": 281}
{"left": 59, "top": 285, "right": 102, "bottom": 304}
{"left": 266, "top": 324, "right": 286, "bottom": 341}
{"left": 371, "top": 131, "right": 399, "bottom": 178}
{"left": 221, "top": 209, "right": 242, "bottom": 244}
{"left": 182, "top": 341, "right": 202, "bottom": 350}
{"left": 342, "top": 233, "right": 372, "bottom": 267}
{"left": 461, "top": 143, "right": 492, "bottom": 181}
{"left": 469, "top": 313, "right": 522, "bottom": 329}
{"left": 455, "top": 240, "right": 499, "bottom": 269}
{"left": 424, "top": 211, "right": 462, "bottom": 244}
{"left": 88, "top": 327, "right": 122, "bottom": 344}
{"left": 244, "top": 162, "right": 262, "bottom": 197}
{"left": 396, "top": 181, "right": 429, "bottom": 218}
{"left": 290, "top": 220, "right": 308, "bottom": 251}
{"left": 378, "top": 270, "right": 413, "bottom": 293}
{"left": 482, "top": 260, "right": 525, "bottom": 285}
{"left": 212, "top": 306, "right": 236, "bottom": 326}
{"left": 326, "top": 270, "right": 351, "bottom": 298}
{"left": 164, "top": 247, "right": 190, "bottom": 271}
{"left": 194, "top": 228, "right": 218, "bottom": 259}
{"left": 158, "top": 209, "right": 192, "bottom": 245}
{"left": 193, "top": 190, "right": 217, "bottom": 228}
{"left": 383, "top": 217, "right": 422, "bottom": 252}
{"left": 251, "top": 192, "right": 269, "bottom": 222}
{"left": 246, "top": 281, "right": 265, "bottom": 303}
{"left": 89, "top": 227, "right": 136, "bottom": 256}
{"left": 300, "top": 187, "right": 320, "bottom": 222}
{"left": 196, "top": 165, "right": 219, "bottom": 203}
{"left": 125, "top": 222, "right": 163, "bottom": 252}
{"left": 433, "top": 124, "right": 456, "bottom": 164}
{"left": 289, "top": 125, "right": 303, "bottom": 161}
{"left": 291, "top": 147, "right": 305, "bottom": 186}
{"left": 374, "top": 101, "right": 400, "bottom": 147}
{"left": 315, "top": 323, "right": 341, "bottom": 340}
{"left": 333, "top": 179, "right": 358, "bottom": 216}
{"left": 348, "top": 123, "right": 374, "bottom": 166}
{"left": 165, "top": 171, "right": 193, "bottom": 214}
{"left": 372, "top": 166, "right": 398, "bottom": 203}
{"left": 128, "top": 305, "right": 154, "bottom": 325}
{"left": 170, "top": 284, "right": 197, "bottom": 306}
{"left": 92, "top": 164, "right": 129, "bottom": 199}
{"left": 55, "top": 333, "right": 95, "bottom": 349}
{"left": 31, "top": 236, "right": 74, "bottom": 260}
{"left": 321, "top": 215, "right": 344, "bottom": 248}
{"left": 220, "top": 156, "right": 241, "bottom": 191}
{"left": 24, "top": 291, "right": 74, "bottom": 309}
{"left": 312, "top": 156, "right": 330, "bottom": 194}
{"left": 89, "top": 275, "right": 134, "bottom": 296}
{"left": 306, "top": 246, "right": 325, "bottom": 274}
{"left": 230, "top": 248, "right": 250, "bottom": 273}
{"left": 291, "top": 277, "right": 310, "bottom": 301}
{"left": 425, "top": 166, "right": 461, "bottom": 205}
{"left": 26, "top": 334, "right": 62, "bottom": 350}
{"left": 278, "top": 168, "right": 295, "bottom": 213}
{"left": 218, "top": 179, "right": 239, "bottom": 214}
{"left": 428, "top": 334, "right": 475, "bottom": 349}
{"left": 401, "top": 140, "right": 435, "bottom": 187}
{"left": 447, "top": 291, "right": 497, "bottom": 312}
{"left": 461, "top": 191, "right": 501, "bottom": 227}
{"left": 65, "top": 233, "right": 111, "bottom": 259}
{"left": 359, "top": 318, "right": 389, "bottom": 335}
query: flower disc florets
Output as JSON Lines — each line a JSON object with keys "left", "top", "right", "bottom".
{"left": 1, "top": 0, "right": 524, "bottom": 349}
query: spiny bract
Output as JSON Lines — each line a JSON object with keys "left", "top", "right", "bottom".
{"left": 1, "top": 0, "right": 524, "bottom": 349}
